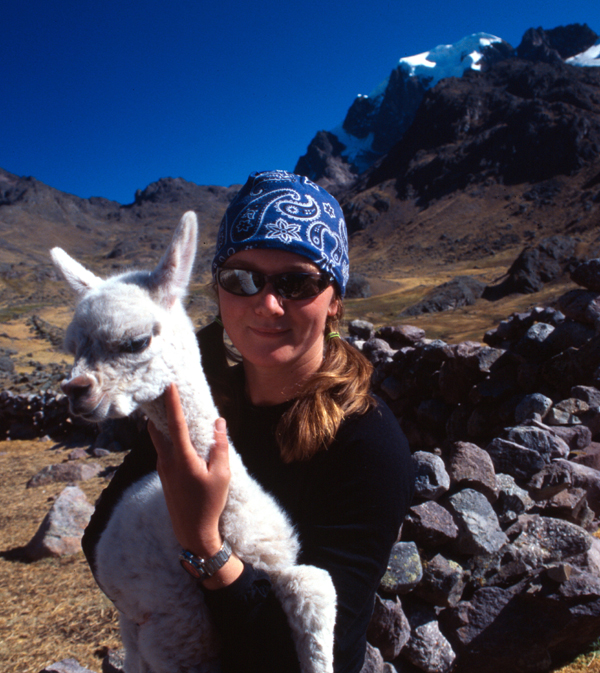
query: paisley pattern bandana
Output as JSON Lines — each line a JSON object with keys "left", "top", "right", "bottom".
{"left": 212, "top": 171, "right": 350, "bottom": 295}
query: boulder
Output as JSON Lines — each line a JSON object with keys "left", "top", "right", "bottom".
{"left": 367, "top": 594, "right": 410, "bottom": 661}
{"left": 557, "top": 288, "right": 600, "bottom": 327}
{"left": 102, "top": 649, "right": 126, "bottom": 673}
{"left": 445, "top": 488, "right": 507, "bottom": 556}
{"left": 536, "top": 487, "right": 595, "bottom": 530}
{"left": 545, "top": 319, "right": 597, "bottom": 353}
{"left": 571, "top": 384, "right": 600, "bottom": 406}
{"left": 514, "top": 393, "right": 553, "bottom": 423}
{"left": 360, "top": 643, "right": 385, "bottom": 673}
{"left": 554, "top": 458, "right": 600, "bottom": 515}
{"left": 485, "top": 438, "right": 547, "bottom": 480}
{"left": 67, "top": 448, "right": 90, "bottom": 461}
{"left": 402, "top": 276, "right": 485, "bottom": 316}
{"left": 505, "top": 426, "right": 570, "bottom": 460}
{"left": 484, "top": 307, "right": 565, "bottom": 347}
{"left": 403, "top": 501, "right": 459, "bottom": 548}
{"left": 513, "top": 323, "right": 556, "bottom": 359}
{"left": 380, "top": 542, "right": 423, "bottom": 595}
{"left": 348, "top": 319, "right": 375, "bottom": 340}
{"left": 447, "top": 441, "right": 498, "bottom": 502}
{"left": 571, "top": 441, "right": 600, "bottom": 470}
{"left": 579, "top": 406, "right": 600, "bottom": 436}
{"left": 447, "top": 570, "right": 600, "bottom": 673}
{"left": 484, "top": 236, "right": 577, "bottom": 299}
{"left": 25, "top": 485, "right": 94, "bottom": 560}
{"left": 415, "top": 554, "right": 467, "bottom": 608}
{"left": 506, "top": 514, "right": 600, "bottom": 573}
{"left": 571, "top": 258, "right": 600, "bottom": 292}
{"left": 26, "top": 461, "right": 102, "bottom": 488}
{"left": 346, "top": 273, "right": 372, "bottom": 299}
{"left": 446, "top": 584, "right": 553, "bottom": 673}
{"left": 362, "top": 338, "right": 396, "bottom": 366}
{"left": 401, "top": 601, "right": 456, "bottom": 673}
{"left": 376, "top": 325, "right": 425, "bottom": 348}
{"left": 494, "top": 473, "right": 535, "bottom": 527}
{"left": 528, "top": 462, "right": 573, "bottom": 500}
{"left": 413, "top": 451, "right": 450, "bottom": 500}
{"left": 530, "top": 419, "right": 591, "bottom": 451}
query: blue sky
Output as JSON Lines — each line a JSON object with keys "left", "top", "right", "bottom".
{"left": 2, "top": 0, "right": 599, "bottom": 204}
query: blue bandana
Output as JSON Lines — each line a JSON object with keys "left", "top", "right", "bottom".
{"left": 212, "top": 171, "right": 350, "bottom": 295}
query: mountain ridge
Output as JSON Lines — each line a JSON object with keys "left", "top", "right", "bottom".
{"left": 295, "top": 23, "right": 599, "bottom": 191}
{"left": 2, "top": 22, "right": 600, "bottom": 319}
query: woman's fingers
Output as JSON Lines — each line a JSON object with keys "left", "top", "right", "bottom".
{"left": 164, "top": 383, "right": 195, "bottom": 457}
{"left": 209, "top": 417, "right": 230, "bottom": 474}
{"left": 152, "top": 383, "right": 200, "bottom": 473}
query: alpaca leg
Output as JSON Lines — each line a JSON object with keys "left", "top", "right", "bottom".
{"left": 136, "top": 611, "right": 221, "bottom": 673}
{"left": 119, "top": 613, "right": 152, "bottom": 673}
{"left": 271, "top": 565, "right": 337, "bottom": 673}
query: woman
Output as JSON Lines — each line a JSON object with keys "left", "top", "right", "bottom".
{"left": 84, "top": 170, "right": 414, "bottom": 673}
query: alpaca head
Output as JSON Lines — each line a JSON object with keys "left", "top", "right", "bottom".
{"left": 52, "top": 211, "right": 199, "bottom": 422}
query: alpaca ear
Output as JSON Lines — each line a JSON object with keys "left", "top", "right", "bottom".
{"left": 150, "top": 211, "right": 198, "bottom": 307}
{"left": 51, "top": 247, "right": 103, "bottom": 295}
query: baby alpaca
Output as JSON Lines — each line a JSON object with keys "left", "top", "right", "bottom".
{"left": 52, "top": 212, "right": 336, "bottom": 673}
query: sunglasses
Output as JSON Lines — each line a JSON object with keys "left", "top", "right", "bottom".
{"left": 216, "top": 267, "right": 334, "bottom": 300}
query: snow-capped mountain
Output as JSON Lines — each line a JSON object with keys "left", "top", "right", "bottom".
{"left": 295, "top": 23, "right": 599, "bottom": 192}
{"left": 333, "top": 33, "right": 510, "bottom": 172}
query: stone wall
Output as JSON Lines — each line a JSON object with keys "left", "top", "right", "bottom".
{"left": 349, "top": 259, "right": 600, "bottom": 672}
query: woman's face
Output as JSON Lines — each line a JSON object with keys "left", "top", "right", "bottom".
{"left": 217, "top": 249, "right": 339, "bottom": 375}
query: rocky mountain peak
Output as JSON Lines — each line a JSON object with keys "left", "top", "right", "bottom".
{"left": 296, "top": 24, "right": 600, "bottom": 193}
{"left": 516, "top": 23, "right": 598, "bottom": 63}
{"left": 296, "top": 33, "right": 514, "bottom": 185}
{"left": 133, "top": 176, "right": 202, "bottom": 205}
{"left": 364, "top": 56, "right": 600, "bottom": 203}
{"left": 290, "top": 131, "right": 356, "bottom": 196}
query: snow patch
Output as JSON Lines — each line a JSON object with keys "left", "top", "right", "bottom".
{"left": 396, "top": 33, "right": 503, "bottom": 85}
{"left": 567, "top": 40, "right": 600, "bottom": 67}
{"left": 332, "top": 126, "right": 376, "bottom": 172}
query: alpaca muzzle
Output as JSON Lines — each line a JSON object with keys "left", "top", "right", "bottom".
{"left": 61, "top": 373, "right": 101, "bottom": 416}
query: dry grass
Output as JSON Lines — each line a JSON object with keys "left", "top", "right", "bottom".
{"left": 0, "top": 439, "right": 123, "bottom": 672}
{"left": 344, "top": 272, "right": 577, "bottom": 344}
{"left": 0, "top": 309, "right": 72, "bottom": 374}
{"left": 554, "top": 643, "right": 600, "bottom": 673}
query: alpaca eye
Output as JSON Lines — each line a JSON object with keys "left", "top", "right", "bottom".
{"left": 121, "top": 335, "right": 151, "bottom": 354}
{"left": 74, "top": 336, "right": 91, "bottom": 357}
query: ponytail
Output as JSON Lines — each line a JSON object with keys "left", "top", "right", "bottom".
{"left": 198, "top": 299, "right": 375, "bottom": 463}
{"left": 276, "top": 302, "right": 375, "bottom": 462}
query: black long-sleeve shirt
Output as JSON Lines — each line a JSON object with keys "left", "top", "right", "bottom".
{"left": 82, "top": 383, "right": 414, "bottom": 673}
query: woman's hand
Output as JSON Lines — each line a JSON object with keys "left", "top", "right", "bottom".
{"left": 148, "top": 384, "right": 241, "bottom": 588}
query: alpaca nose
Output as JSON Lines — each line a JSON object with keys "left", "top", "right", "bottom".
{"left": 61, "top": 374, "right": 94, "bottom": 401}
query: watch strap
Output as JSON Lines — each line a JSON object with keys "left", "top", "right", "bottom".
{"left": 179, "top": 539, "right": 232, "bottom": 581}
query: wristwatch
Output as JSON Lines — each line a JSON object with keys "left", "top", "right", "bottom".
{"left": 179, "top": 539, "right": 232, "bottom": 581}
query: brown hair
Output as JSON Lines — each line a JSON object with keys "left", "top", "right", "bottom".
{"left": 276, "top": 301, "right": 375, "bottom": 462}
{"left": 198, "top": 295, "right": 375, "bottom": 463}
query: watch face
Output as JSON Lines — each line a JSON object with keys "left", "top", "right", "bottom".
{"left": 180, "top": 558, "right": 203, "bottom": 580}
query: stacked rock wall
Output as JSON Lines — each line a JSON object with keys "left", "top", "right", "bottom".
{"left": 350, "top": 259, "right": 600, "bottom": 672}
{"left": 0, "top": 390, "right": 86, "bottom": 440}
